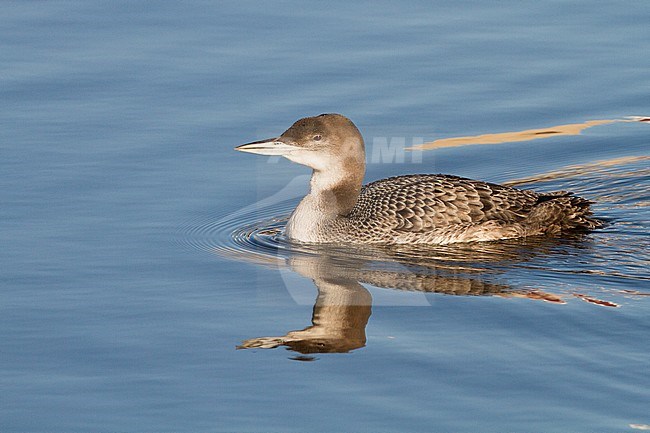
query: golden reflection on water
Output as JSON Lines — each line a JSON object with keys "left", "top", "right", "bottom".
{"left": 504, "top": 155, "right": 650, "bottom": 188}
{"left": 409, "top": 117, "right": 647, "bottom": 150}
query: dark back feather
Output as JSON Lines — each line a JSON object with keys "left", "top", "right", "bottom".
{"left": 348, "top": 174, "right": 540, "bottom": 233}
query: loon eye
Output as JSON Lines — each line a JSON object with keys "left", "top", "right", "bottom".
{"left": 313, "top": 134, "right": 322, "bottom": 141}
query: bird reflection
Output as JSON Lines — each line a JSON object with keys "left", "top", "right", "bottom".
{"left": 237, "top": 237, "right": 577, "bottom": 357}
{"left": 239, "top": 262, "right": 372, "bottom": 354}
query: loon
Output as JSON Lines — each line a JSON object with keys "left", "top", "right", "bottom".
{"left": 236, "top": 114, "right": 601, "bottom": 245}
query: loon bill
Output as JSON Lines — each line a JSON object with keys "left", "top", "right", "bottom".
{"left": 235, "top": 113, "right": 601, "bottom": 245}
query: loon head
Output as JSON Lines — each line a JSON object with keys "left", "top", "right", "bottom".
{"left": 236, "top": 113, "right": 365, "bottom": 173}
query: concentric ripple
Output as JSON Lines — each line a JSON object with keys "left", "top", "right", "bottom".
{"left": 177, "top": 197, "right": 298, "bottom": 265}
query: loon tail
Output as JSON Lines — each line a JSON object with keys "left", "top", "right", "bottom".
{"left": 525, "top": 191, "right": 603, "bottom": 234}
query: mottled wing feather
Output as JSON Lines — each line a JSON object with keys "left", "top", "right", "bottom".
{"left": 349, "top": 174, "right": 539, "bottom": 233}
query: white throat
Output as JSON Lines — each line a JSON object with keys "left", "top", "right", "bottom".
{"left": 285, "top": 171, "right": 341, "bottom": 243}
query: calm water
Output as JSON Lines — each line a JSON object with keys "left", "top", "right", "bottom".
{"left": 2, "top": 2, "right": 649, "bottom": 432}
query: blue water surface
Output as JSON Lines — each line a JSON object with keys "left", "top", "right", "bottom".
{"left": 1, "top": 1, "right": 649, "bottom": 432}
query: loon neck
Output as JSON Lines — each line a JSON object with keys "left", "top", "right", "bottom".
{"left": 308, "top": 159, "right": 365, "bottom": 216}
{"left": 286, "top": 158, "right": 364, "bottom": 242}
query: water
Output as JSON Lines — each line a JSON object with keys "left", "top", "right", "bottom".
{"left": 1, "top": 1, "right": 649, "bottom": 432}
